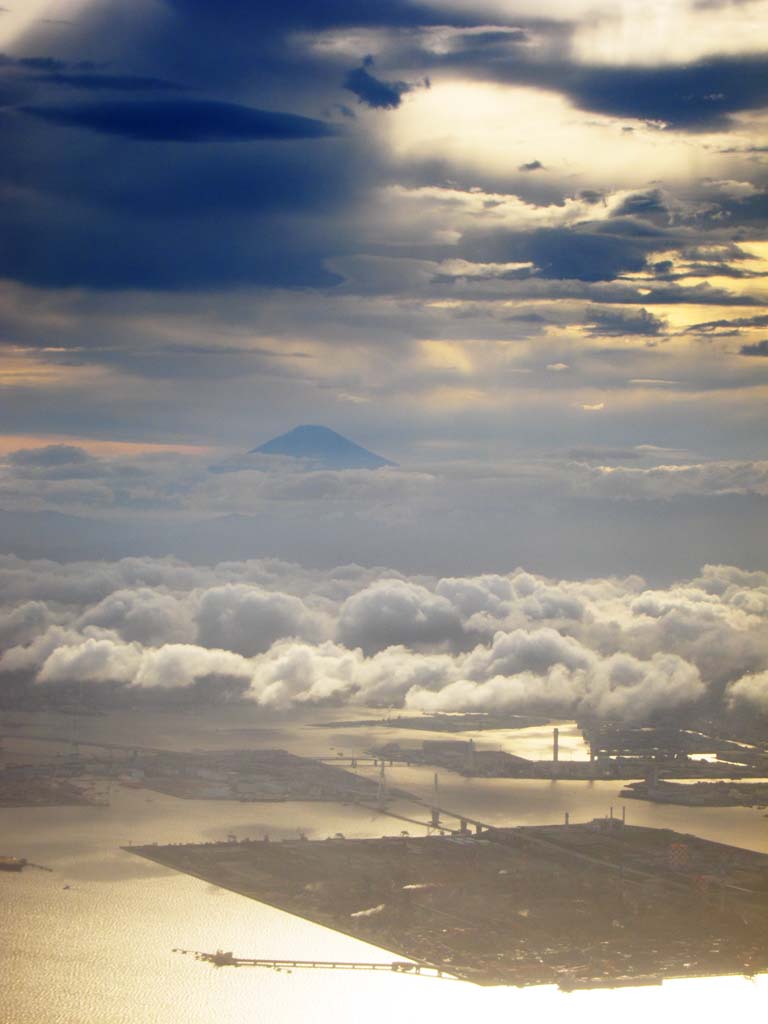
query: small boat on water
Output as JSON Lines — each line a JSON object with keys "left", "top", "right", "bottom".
{"left": 0, "top": 856, "right": 27, "bottom": 872}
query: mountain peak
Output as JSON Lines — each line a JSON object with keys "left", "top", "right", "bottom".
{"left": 250, "top": 425, "right": 395, "bottom": 469}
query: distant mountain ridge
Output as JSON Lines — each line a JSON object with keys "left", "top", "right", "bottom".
{"left": 250, "top": 425, "right": 395, "bottom": 469}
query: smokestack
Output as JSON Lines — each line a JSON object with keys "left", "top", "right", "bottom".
{"left": 553, "top": 727, "right": 559, "bottom": 763}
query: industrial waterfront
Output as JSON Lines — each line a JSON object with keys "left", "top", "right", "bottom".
{"left": 3, "top": 704, "right": 768, "bottom": 1024}
{"left": 129, "top": 821, "right": 768, "bottom": 989}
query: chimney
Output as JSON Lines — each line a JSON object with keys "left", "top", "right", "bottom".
{"left": 553, "top": 727, "right": 560, "bottom": 763}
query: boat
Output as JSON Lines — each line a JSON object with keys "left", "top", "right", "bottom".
{"left": 0, "top": 856, "right": 27, "bottom": 872}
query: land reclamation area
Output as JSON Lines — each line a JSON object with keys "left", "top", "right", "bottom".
{"left": 129, "top": 821, "right": 768, "bottom": 990}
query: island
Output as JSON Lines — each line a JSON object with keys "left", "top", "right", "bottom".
{"left": 127, "top": 819, "right": 768, "bottom": 990}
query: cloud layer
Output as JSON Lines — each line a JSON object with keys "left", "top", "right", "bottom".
{"left": 2, "top": 554, "right": 766, "bottom": 722}
{"left": 1, "top": 441, "right": 766, "bottom": 582}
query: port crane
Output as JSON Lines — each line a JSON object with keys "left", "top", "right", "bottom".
{"left": 174, "top": 948, "right": 453, "bottom": 979}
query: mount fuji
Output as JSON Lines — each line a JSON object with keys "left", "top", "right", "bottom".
{"left": 249, "top": 425, "right": 395, "bottom": 470}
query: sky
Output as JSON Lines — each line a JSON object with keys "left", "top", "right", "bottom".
{"left": 0, "top": 0, "right": 767, "bottom": 579}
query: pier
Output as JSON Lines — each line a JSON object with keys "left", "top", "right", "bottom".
{"left": 174, "top": 948, "right": 452, "bottom": 978}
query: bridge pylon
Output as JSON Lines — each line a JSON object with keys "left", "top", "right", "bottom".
{"left": 376, "top": 762, "right": 388, "bottom": 807}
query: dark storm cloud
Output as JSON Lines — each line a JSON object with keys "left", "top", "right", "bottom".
{"left": 0, "top": 54, "right": 170, "bottom": 98}
{"left": 1, "top": 88, "right": 359, "bottom": 288}
{"left": 72, "top": 0, "right": 487, "bottom": 114}
{"left": 0, "top": 4, "right": 429, "bottom": 293}
{"left": 597, "top": 282, "right": 760, "bottom": 306}
{"left": 559, "top": 55, "right": 768, "bottom": 131}
{"left": 740, "top": 339, "right": 768, "bottom": 356}
{"left": 612, "top": 189, "right": 668, "bottom": 219}
{"left": 681, "top": 243, "right": 753, "bottom": 263}
{"left": 455, "top": 29, "right": 530, "bottom": 47}
{"left": 687, "top": 314, "right": 768, "bottom": 333}
{"left": 3, "top": 0, "right": 766, "bottom": 299}
{"left": 588, "top": 215, "right": 668, "bottom": 241}
{"left": 23, "top": 99, "right": 337, "bottom": 141}
{"left": 163, "top": 0, "right": 480, "bottom": 32}
{"left": 653, "top": 252, "right": 768, "bottom": 283}
{"left": 32, "top": 72, "right": 183, "bottom": 92}
{"left": 343, "top": 58, "right": 412, "bottom": 110}
{"left": 462, "top": 227, "right": 650, "bottom": 282}
{"left": 519, "top": 160, "right": 544, "bottom": 172}
{"left": 698, "top": 191, "right": 768, "bottom": 230}
{"left": 418, "top": 40, "right": 768, "bottom": 131}
{"left": 584, "top": 307, "right": 667, "bottom": 337}
{"left": 527, "top": 229, "right": 649, "bottom": 281}
{"left": 0, "top": 128, "right": 352, "bottom": 288}
{"left": 1, "top": 53, "right": 67, "bottom": 71}
{"left": 0, "top": 212, "right": 345, "bottom": 290}
{"left": 677, "top": 263, "right": 767, "bottom": 280}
